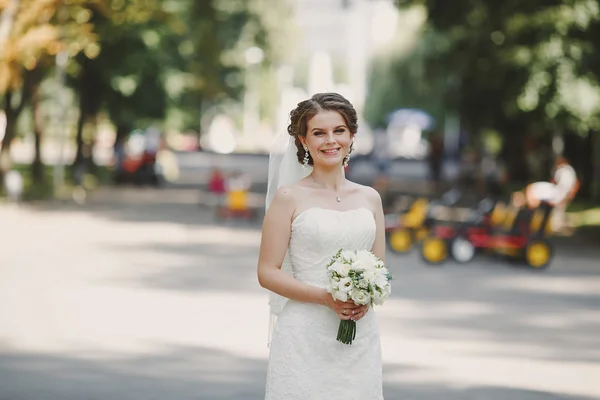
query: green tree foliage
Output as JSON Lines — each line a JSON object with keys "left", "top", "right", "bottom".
{"left": 0, "top": 0, "right": 97, "bottom": 183}
{"left": 0, "top": 0, "right": 292, "bottom": 193}
{"left": 364, "top": 26, "right": 448, "bottom": 129}
{"left": 72, "top": 0, "right": 172, "bottom": 165}
{"left": 164, "top": 0, "right": 294, "bottom": 132}
{"left": 390, "top": 0, "right": 600, "bottom": 186}
{"left": 71, "top": 0, "right": 292, "bottom": 147}
{"left": 394, "top": 0, "right": 600, "bottom": 134}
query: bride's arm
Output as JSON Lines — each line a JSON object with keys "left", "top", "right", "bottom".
{"left": 257, "top": 187, "right": 329, "bottom": 306}
{"left": 367, "top": 187, "right": 386, "bottom": 262}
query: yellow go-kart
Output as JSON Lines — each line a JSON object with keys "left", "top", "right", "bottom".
{"left": 386, "top": 189, "right": 463, "bottom": 254}
{"left": 385, "top": 198, "right": 431, "bottom": 254}
{"left": 385, "top": 189, "right": 462, "bottom": 254}
{"left": 419, "top": 200, "right": 556, "bottom": 269}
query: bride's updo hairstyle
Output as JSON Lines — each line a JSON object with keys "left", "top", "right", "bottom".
{"left": 287, "top": 92, "right": 358, "bottom": 166}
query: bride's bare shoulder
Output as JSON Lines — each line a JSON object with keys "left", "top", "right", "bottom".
{"left": 347, "top": 181, "right": 382, "bottom": 209}
{"left": 348, "top": 181, "right": 381, "bottom": 199}
{"left": 271, "top": 180, "right": 310, "bottom": 209}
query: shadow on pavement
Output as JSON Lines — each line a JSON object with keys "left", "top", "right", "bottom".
{"left": 8, "top": 187, "right": 598, "bottom": 398}
{"left": 104, "top": 240, "right": 262, "bottom": 295}
{"left": 384, "top": 253, "right": 600, "bottom": 365}
{"left": 27, "top": 187, "right": 264, "bottom": 228}
{"left": 0, "top": 346, "right": 265, "bottom": 400}
{"left": 0, "top": 347, "right": 595, "bottom": 400}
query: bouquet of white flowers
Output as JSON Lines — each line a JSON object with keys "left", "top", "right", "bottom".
{"left": 326, "top": 249, "right": 392, "bottom": 345}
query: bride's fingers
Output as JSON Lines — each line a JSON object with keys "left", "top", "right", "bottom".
{"left": 340, "top": 306, "right": 360, "bottom": 315}
{"left": 337, "top": 304, "right": 368, "bottom": 319}
{"left": 340, "top": 300, "right": 360, "bottom": 307}
{"left": 352, "top": 306, "right": 369, "bottom": 321}
{"left": 337, "top": 307, "right": 357, "bottom": 319}
{"left": 338, "top": 309, "right": 353, "bottom": 319}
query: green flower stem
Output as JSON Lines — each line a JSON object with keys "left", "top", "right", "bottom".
{"left": 337, "top": 319, "right": 357, "bottom": 345}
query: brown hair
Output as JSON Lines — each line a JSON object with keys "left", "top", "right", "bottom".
{"left": 287, "top": 92, "right": 358, "bottom": 166}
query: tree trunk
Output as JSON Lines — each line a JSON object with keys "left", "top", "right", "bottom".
{"left": 73, "top": 56, "right": 100, "bottom": 176}
{"left": 500, "top": 130, "right": 528, "bottom": 184}
{"left": 582, "top": 131, "right": 593, "bottom": 200}
{"left": 31, "top": 81, "right": 44, "bottom": 183}
{"left": 73, "top": 104, "right": 86, "bottom": 168}
{"left": 0, "top": 69, "right": 40, "bottom": 187}
{"left": 73, "top": 58, "right": 89, "bottom": 170}
{"left": 85, "top": 114, "right": 98, "bottom": 175}
{"left": 115, "top": 124, "right": 131, "bottom": 147}
{"left": 0, "top": 110, "right": 17, "bottom": 188}
{"left": 562, "top": 132, "right": 589, "bottom": 199}
{"left": 590, "top": 131, "right": 600, "bottom": 202}
{"left": 0, "top": 91, "right": 22, "bottom": 186}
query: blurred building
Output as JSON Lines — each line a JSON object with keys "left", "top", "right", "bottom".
{"left": 292, "top": 0, "right": 396, "bottom": 114}
{"left": 267, "top": 0, "right": 398, "bottom": 155}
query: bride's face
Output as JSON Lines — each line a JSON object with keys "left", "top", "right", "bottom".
{"left": 302, "top": 110, "right": 354, "bottom": 168}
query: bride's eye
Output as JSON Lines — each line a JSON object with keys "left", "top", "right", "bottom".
{"left": 334, "top": 129, "right": 345, "bottom": 134}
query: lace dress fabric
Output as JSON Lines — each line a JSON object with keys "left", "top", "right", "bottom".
{"left": 265, "top": 208, "right": 384, "bottom": 400}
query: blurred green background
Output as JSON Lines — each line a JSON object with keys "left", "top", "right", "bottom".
{"left": 0, "top": 0, "right": 599, "bottom": 209}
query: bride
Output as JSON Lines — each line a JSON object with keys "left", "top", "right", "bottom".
{"left": 257, "top": 93, "right": 386, "bottom": 399}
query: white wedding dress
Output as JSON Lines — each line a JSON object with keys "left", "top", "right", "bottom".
{"left": 265, "top": 207, "right": 384, "bottom": 400}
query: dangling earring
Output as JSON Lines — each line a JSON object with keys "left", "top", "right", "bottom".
{"left": 343, "top": 144, "right": 353, "bottom": 167}
{"left": 303, "top": 147, "right": 310, "bottom": 169}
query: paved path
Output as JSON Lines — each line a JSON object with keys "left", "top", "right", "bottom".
{"left": 0, "top": 188, "right": 599, "bottom": 400}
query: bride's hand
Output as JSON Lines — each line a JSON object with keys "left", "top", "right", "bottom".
{"left": 325, "top": 296, "right": 369, "bottom": 321}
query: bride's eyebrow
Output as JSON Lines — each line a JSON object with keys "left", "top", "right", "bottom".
{"left": 310, "top": 125, "right": 347, "bottom": 132}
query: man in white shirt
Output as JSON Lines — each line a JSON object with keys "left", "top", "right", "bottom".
{"left": 525, "top": 157, "right": 578, "bottom": 207}
{"left": 512, "top": 156, "right": 579, "bottom": 231}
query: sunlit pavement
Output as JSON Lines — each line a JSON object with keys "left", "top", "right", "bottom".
{"left": 1, "top": 187, "right": 599, "bottom": 400}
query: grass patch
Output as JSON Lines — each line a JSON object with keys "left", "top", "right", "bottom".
{"left": 568, "top": 207, "right": 600, "bottom": 227}
{"left": 566, "top": 200, "right": 600, "bottom": 240}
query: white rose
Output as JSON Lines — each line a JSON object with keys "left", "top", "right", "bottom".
{"left": 341, "top": 250, "right": 356, "bottom": 263}
{"left": 350, "top": 289, "right": 371, "bottom": 305}
{"left": 358, "top": 278, "right": 369, "bottom": 289}
{"left": 374, "top": 274, "right": 388, "bottom": 289}
{"left": 357, "top": 249, "right": 377, "bottom": 265}
{"left": 333, "top": 290, "right": 348, "bottom": 302}
{"left": 350, "top": 250, "right": 370, "bottom": 271}
{"left": 329, "top": 261, "right": 350, "bottom": 277}
{"left": 327, "top": 281, "right": 339, "bottom": 292}
{"left": 372, "top": 291, "right": 385, "bottom": 305}
{"left": 338, "top": 277, "right": 353, "bottom": 292}
{"left": 351, "top": 259, "right": 365, "bottom": 271}
{"left": 362, "top": 268, "right": 377, "bottom": 282}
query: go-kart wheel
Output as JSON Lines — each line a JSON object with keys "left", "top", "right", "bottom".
{"left": 524, "top": 239, "right": 553, "bottom": 269}
{"left": 450, "top": 236, "right": 476, "bottom": 264}
{"left": 420, "top": 236, "right": 448, "bottom": 265}
{"left": 387, "top": 228, "right": 413, "bottom": 254}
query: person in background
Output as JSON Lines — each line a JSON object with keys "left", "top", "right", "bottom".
{"left": 427, "top": 133, "right": 444, "bottom": 196}
{"left": 208, "top": 167, "right": 227, "bottom": 206}
{"left": 511, "top": 156, "right": 579, "bottom": 231}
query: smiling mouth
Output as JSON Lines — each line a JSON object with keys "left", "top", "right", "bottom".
{"left": 321, "top": 148, "right": 341, "bottom": 155}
